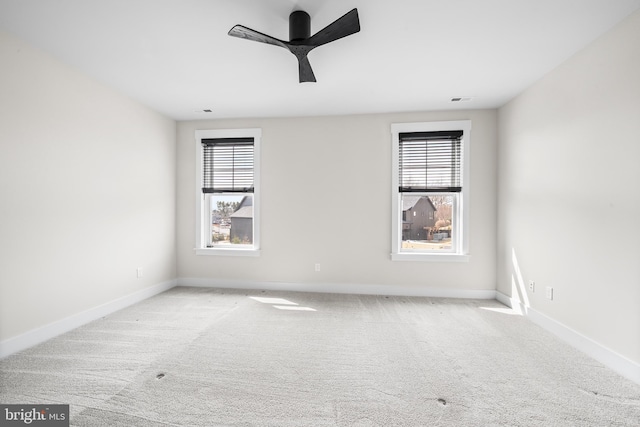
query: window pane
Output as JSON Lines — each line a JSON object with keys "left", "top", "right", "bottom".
{"left": 401, "top": 194, "right": 454, "bottom": 252}
{"left": 209, "top": 194, "right": 253, "bottom": 247}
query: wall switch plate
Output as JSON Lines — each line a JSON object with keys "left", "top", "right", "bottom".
{"left": 529, "top": 281, "right": 535, "bottom": 292}
{"left": 545, "top": 286, "right": 553, "bottom": 300}
{"left": 314, "top": 263, "right": 321, "bottom": 272}
{"left": 137, "top": 267, "right": 143, "bottom": 278}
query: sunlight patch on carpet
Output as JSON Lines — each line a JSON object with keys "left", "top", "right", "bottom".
{"left": 479, "top": 306, "right": 520, "bottom": 316}
{"left": 273, "top": 305, "right": 316, "bottom": 311}
{"left": 250, "top": 297, "right": 298, "bottom": 305}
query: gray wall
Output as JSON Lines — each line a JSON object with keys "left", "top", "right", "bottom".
{"left": 497, "top": 10, "right": 640, "bottom": 365}
{"left": 177, "top": 110, "right": 498, "bottom": 293}
{"left": 0, "top": 31, "right": 177, "bottom": 342}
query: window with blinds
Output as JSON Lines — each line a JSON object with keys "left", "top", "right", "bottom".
{"left": 201, "top": 138, "right": 254, "bottom": 193}
{"left": 398, "top": 130, "right": 462, "bottom": 193}
{"left": 195, "top": 128, "right": 261, "bottom": 255}
{"left": 391, "top": 121, "right": 470, "bottom": 259}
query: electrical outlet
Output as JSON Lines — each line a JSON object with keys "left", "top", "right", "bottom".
{"left": 545, "top": 286, "right": 553, "bottom": 300}
{"left": 137, "top": 267, "right": 143, "bottom": 278}
{"left": 528, "top": 281, "right": 535, "bottom": 292}
{"left": 314, "top": 263, "right": 321, "bottom": 272}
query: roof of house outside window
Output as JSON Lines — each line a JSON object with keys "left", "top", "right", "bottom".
{"left": 402, "top": 196, "right": 436, "bottom": 212}
{"left": 230, "top": 206, "right": 253, "bottom": 219}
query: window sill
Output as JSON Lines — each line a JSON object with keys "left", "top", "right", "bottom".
{"left": 391, "top": 252, "right": 470, "bottom": 262}
{"left": 195, "top": 248, "right": 261, "bottom": 257}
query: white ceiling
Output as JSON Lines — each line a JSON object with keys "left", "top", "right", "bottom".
{"left": 1, "top": 0, "right": 639, "bottom": 121}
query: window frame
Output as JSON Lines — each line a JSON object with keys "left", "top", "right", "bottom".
{"left": 391, "top": 120, "right": 471, "bottom": 262}
{"left": 195, "top": 128, "right": 261, "bottom": 256}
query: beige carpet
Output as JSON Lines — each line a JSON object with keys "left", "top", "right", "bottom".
{"left": 1, "top": 286, "right": 639, "bottom": 426}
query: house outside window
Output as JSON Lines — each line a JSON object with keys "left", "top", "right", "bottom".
{"left": 195, "top": 128, "right": 261, "bottom": 256}
{"left": 391, "top": 120, "right": 471, "bottom": 261}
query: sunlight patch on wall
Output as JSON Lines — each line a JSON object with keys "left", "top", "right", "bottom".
{"left": 511, "top": 248, "right": 530, "bottom": 308}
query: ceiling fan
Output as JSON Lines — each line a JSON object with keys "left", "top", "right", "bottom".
{"left": 228, "top": 8, "right": 360, "bottom": 83}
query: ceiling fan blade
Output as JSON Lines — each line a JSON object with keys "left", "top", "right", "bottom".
{"left": 308, "top": 8, "right": 360, "bottom": 47}
{"left": 228, "top": 25, "right": 287, "bottom": 49}
{"left": 297, "top": 55, "right": 316, "bottom": 83}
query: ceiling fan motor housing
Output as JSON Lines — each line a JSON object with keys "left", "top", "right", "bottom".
{"left": 289, "top": 11, "right": 311, "bottom": 41}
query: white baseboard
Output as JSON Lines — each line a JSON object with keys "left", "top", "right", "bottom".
{"left": 177, "top": 277, "right": 497, "bottom": 299}
{"left": 0, "top": 280, "right": 177, "bottom": 359}
{"left": 496, "top": 291, "right": 640, "bottom": 385}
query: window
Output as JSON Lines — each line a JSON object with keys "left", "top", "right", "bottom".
{"left": 391, "top": 121, "right": 470, "bottom": 261}
{"left": 195, "top": 129, "right": 261, "bottom": 256}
